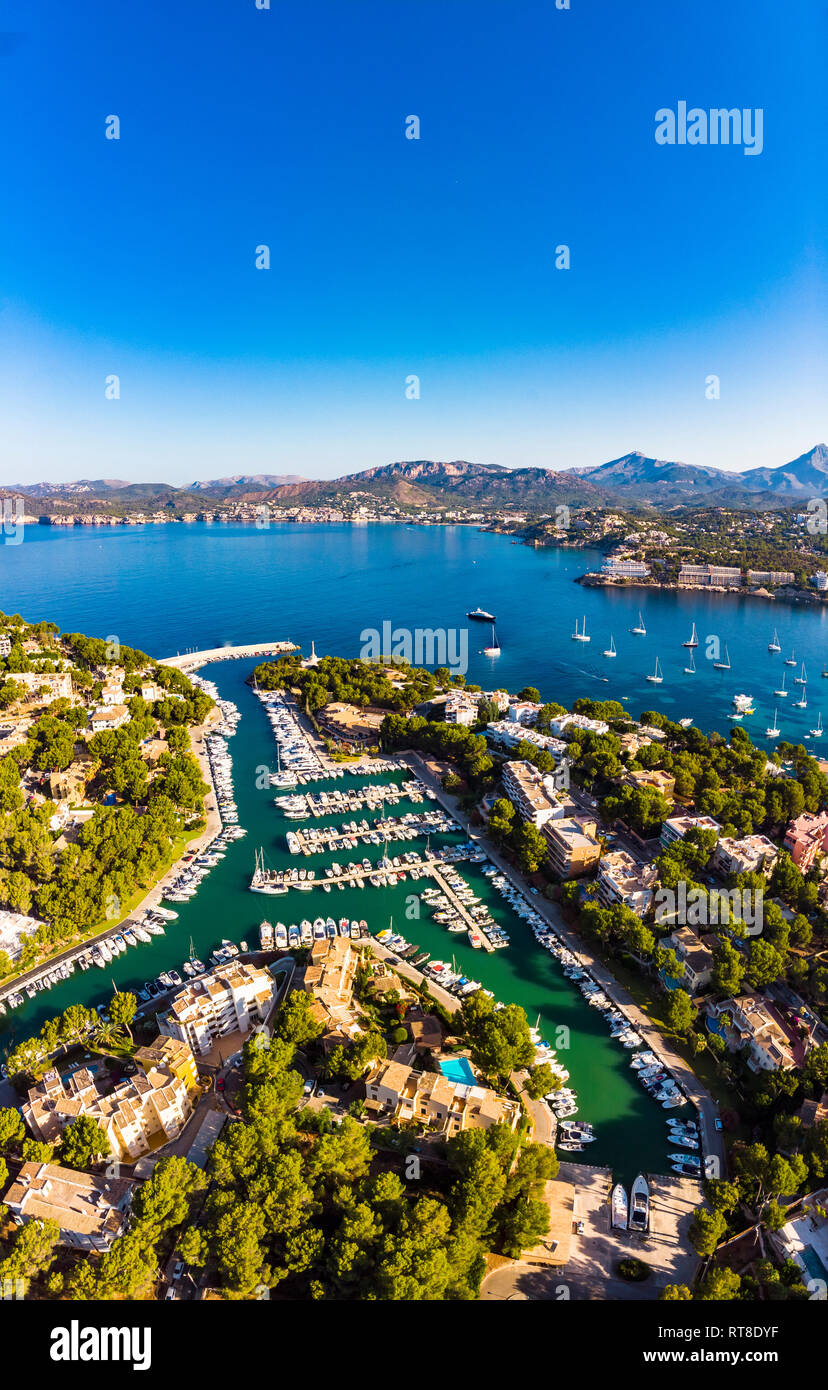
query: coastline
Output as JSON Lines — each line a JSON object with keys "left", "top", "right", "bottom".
{"left": 576, "top": 573, "right": 828, "bottom": 607}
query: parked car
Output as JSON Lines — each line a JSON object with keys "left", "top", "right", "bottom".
{"left": 575, "top": 1220, "right": 585, "bottom": 1235}
{"left": 303, "top": 1080, "right": 314, "bottom": 1096}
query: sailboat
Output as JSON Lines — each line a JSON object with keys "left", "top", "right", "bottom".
{"left": 768, "top": 628, "right": 781, "bottom": 653}
{"left": 810, "top": 712, "right": 823, "bottom": 738}
{"left": 784, "top": 649, "right": 796, "bottom": 666}
{"left": 646, "top": 657, "right": 663, "bottom": 684}
{"left": 682, "top": 622, "right": 698, "bottom": 648}
{"left": 765, "top": 709, "right": 780, "bottom": 738}
{"left": 774, "top": 671, "right": 788, "bottom": 698}
{"left": 794, "top": 688, "right": 808, "bottom": 710}
{"left": 482, "top": 624, "right": 501, "bottom": 656}
{"left": 572, "top": 615, "right": 590, "bottom": 642}
{"left": 713, "top": 643, "right": 731, "bottom": 670}
{"left": 603, "top": 634, "right": 616, "bottom": 658}
{"left": 795, "top": 661, "right": 807, "bottom": 684}
{"left": 684, "top": 649, "right": 696, "bottom": 675}
{"left": 630, "top": 610, "right": 646, "bottom": 635}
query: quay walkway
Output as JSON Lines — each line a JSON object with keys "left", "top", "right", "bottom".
{"left": 161, "top": 640, "right": 298, "bottom": 671}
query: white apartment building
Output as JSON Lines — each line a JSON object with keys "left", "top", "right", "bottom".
{"left": 747, "top": 570, "right": 794, "bottom": 586}
{"left": 100, "top": 679, "right": 126, "bottom": 706}
{"left": 507, "top": 701, "right": 542, "bottom": 725}
{"left": 601, "top": 558, "right": 650, "bottom": 579}
{"left": 501, "top": 760, "right": 564, "bottom": 828}
{"left": 714, "top": 833, "right": 778, "bottom": 878}
{"left": 547, "top": 712, "right": 610, "bottom": 738}
{"left": 486, "top": 721, "right": 568, "bottom": 759}
{"left": 660, "top": 814, "right": 722, "bottom": 849}
{"left": 89, "top": 704, "right": 131, "bottom": 732}
{"left": 444, "top": 691, "right": 478, "bottom": 726}
{"left": 158, "top": 961, "right": 276, "bottom": 1056}
{"left": 678, "top": 563, "right": 741, "bottom": 588}
{"left": 13, "top": 671, "right": 74, "bottom": 703}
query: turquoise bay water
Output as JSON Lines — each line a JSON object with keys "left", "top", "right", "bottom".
{"left": 3, "top": 523, "right": 828, "bottom": 1180}
{"left": 0, "top": 660, "right": 670, "bottom": 1182}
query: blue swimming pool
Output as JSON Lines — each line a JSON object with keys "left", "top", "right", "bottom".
{"left": 800, "top": 1244, "right": 828, "bottom": 1285}
{"left": 439, "top": 1057, "right": 477, "bottom": 1086}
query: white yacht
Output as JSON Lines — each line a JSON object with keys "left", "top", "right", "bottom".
{"left": 630, "top": 611, "right": 646, "bottom": 635}
{"left": 603, "top": 634, "right": 616, "bottom": 658}
{"left": 629, "top": 1174, "right": 650, "bottom": 1233}
{"left": 611, "top": 1183, "right": 628, "bottom": 1230}
{"left": 775, "top": 672, "right": 788, "bottom": 697}
{"left": 646, "top": 657, "right": 663, "bottom": 684}
{"left": 766, "top": 709, "right": 780, "bottom": 738}
{"left": 572, "top": 615, "right": 590, "bottom": 642}
{"left": 768, "top": 628, "right": 781, "bottom": 653}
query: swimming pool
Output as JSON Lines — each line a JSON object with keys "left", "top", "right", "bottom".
{"left": 800, "top": 1244, "right": 828, "bottom": 1285}
{"left": 439, "top": 1057, "right": 477, "bottom": 1086}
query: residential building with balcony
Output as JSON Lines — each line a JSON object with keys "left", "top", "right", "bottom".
{"left": 747, "top": 570, "right": 795, "bottom": 586}
{"left": 501, "top": 760, "right": 564, "bottom": 828}
{"left": 547, "top": 712, "right": 610, "bottom": 738}
{"left": 543, "top": 814, "right": 602, "bottom": 879}
{"left": 365, "top": 1059, "right": 520, "bottom": 1137}
{"left": 303, "top": 935, "right": 366, "bottom": 1050}
{"left": 22, "top": 1037, "right": 198, "bottom": 1161}
{"left": 626, "top": 767, "right": 676, "bottom": 800}
{"left": 2, "top": 1162, "right": 134, "bottom": 1253}
{"left": 485, "top": 721, "right": 568, "bottom": 759}
{"left": 678, "top": 563, "right": 742, "bottom": 588}
{"left": 714, "top": 833, "right": 779, "bottom": 878}
{"left": 660, "top": 814, "right": 722, "bottom": 849}
{"left": 89, "top": 704, "right": 131, "bottom": 732}
{"left": 660, "top": 925, "right": 714, "bottom": 993}
{"left": 706, "top": 995, "right": 797, "bottom": 1071}
{"left": 601, "top": 558, "right": 650, "bottom": 579}
{"left": 158, "top": 962, "right": 276, "bottom": 1057}
{"left": 783, "top": 811, "right": 828, "bottom": 873}
{"left": 507, "top": 701, "right": 542, "bottom": 725}
{"left": 597, "top": 851, "right": 658, "bottom": 913}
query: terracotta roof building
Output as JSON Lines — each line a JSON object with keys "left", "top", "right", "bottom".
{"left": 3, "top": 1161, "right": 134, "bottom": 1252}
{"left": 23, "top": 1037, "right": 198, "bottom": 1161}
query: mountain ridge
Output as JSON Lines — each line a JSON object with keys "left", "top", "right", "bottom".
{"left": 6, "top": 445, "right": 827, "bottom": 512}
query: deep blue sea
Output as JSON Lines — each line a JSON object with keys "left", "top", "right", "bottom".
{"left": 3, "top": 520, "right": 828, "bottom": 743}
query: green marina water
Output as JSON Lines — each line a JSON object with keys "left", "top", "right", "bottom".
{"left": 1, "top": 659, "right": 670, "bottom": 1183}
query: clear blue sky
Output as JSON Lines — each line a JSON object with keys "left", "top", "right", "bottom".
{"left": 1, "top": 0, "right": 825, "bottom": 484}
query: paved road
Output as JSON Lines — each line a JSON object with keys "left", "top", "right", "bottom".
{"left": 407, "top": 753, "right": 726, "bottom": 1173}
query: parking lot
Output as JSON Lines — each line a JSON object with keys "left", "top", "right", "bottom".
{"left": 482, "top": 1162, "right": 700, "bottom": 1301}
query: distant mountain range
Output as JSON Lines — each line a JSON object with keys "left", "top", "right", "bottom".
{"left": 7, "top": 445, "right": 828, "bottom": 513}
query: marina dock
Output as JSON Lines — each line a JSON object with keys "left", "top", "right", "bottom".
{"left": 429, "top": 867, "right": 495, "bottom": 951}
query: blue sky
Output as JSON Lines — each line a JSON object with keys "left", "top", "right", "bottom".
{"left": 1, "top": 0, "right": 825, "bottom": 484}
